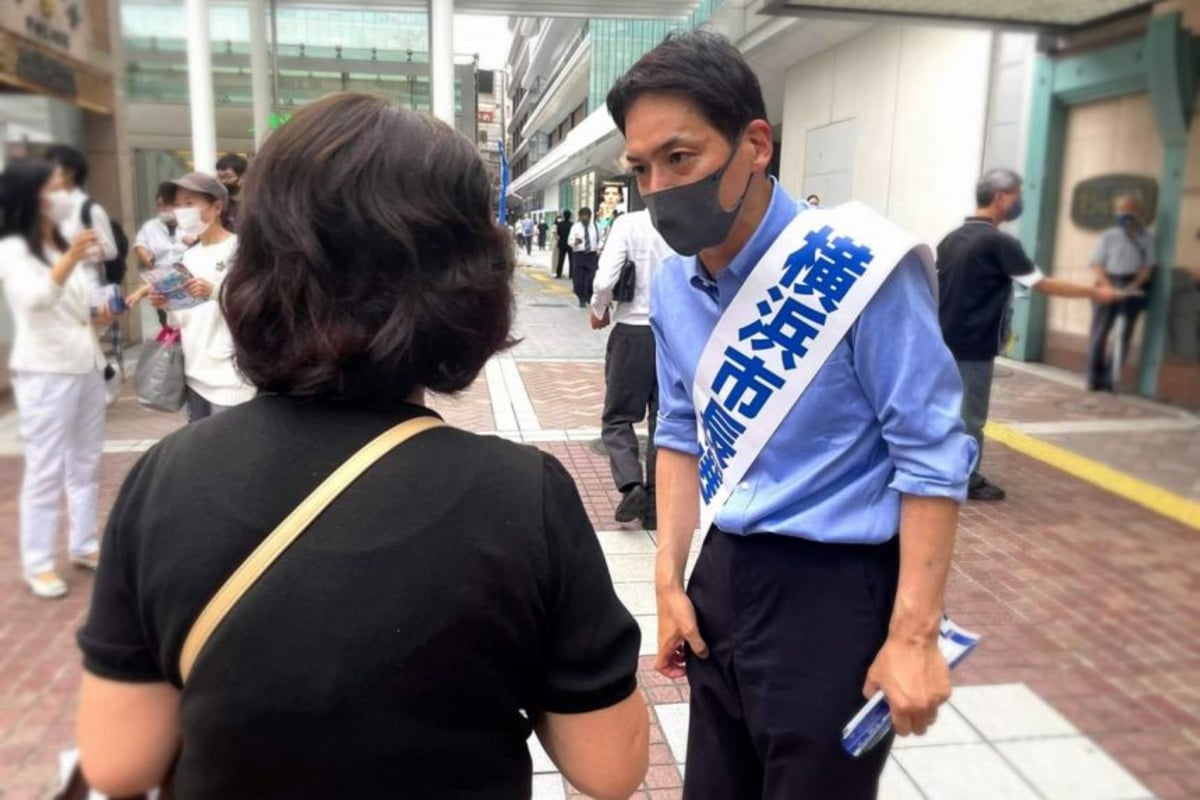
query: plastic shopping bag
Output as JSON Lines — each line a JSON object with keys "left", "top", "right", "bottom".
{"left": 134, "top": 326, "right": 186, "bottom": 413}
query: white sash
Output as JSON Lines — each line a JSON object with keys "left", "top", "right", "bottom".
{"left": 692, "top": 201, "right": 935, "bottom": 534}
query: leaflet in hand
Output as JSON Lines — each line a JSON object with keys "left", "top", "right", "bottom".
{"left": 841, "top": 615, "right": 980, "bottom": 758}
{"left": 143, "top": 263, "right": 205, "bottom": 311}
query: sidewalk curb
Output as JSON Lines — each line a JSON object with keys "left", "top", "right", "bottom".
{"left": 986, "top": 420, "right": 1200, "bottom": 530}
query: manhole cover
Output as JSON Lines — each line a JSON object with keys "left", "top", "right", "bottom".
{"left": 589, "top": 436, "right": 650, "bottom": 457}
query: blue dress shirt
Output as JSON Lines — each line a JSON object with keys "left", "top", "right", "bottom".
{"left": 649, "top": 182, "right": 976, "bottom": 544}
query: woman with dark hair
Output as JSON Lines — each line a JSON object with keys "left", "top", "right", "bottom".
{"left": 0, "top": 160, "right": 109, "bottom": 599}
{"left": 75, "top": 93, "right": 648, "bottom": 799}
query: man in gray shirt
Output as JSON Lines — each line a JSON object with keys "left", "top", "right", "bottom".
{"left": 1088, "top": 194, "right": 1155, "bottom": 391}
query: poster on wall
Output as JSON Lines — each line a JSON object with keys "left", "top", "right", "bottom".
{"left": 595, "top": 179, "right": 628, "bottom": 235}
{"left": 2, "top": 0, "right": 91, "bottom": 62}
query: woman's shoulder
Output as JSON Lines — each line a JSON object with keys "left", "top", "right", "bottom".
{"left": 0, "top": 235, "right": 30, "bottom": 262}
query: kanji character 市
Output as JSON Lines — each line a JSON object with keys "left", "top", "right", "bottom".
{"left": 712, "top": 347, "right": 785, "bottom": 418}
{"left": 739, "top": 287, "right": 827, "bottom": 370}
{"left": 781, "top": 225, "right": 875, "bottom": 312}
{"left": 701, "top": 398, "right": 747, "bottom": 469}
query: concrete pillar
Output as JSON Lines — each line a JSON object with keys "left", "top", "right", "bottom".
{"left": 185, "top": 0, "right": 217, "bottom": 172}
{"left": 249, "top": 0, "right": 272, "bottom": 150}
{"left": 430, "top": 0, "right": 455, "bottom": 125}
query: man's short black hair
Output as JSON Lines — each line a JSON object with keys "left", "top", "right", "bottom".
{"left": 45, "top": 144, "right": 89, "bottom": 188}
{"left": 578, "top": 207, "right": 592, "bottom": 217}
{"left": 216, "top": 153, "right": 248, "bottom": 175}
{"left": 606, "top": 29, "right": 768, "bottom": 144}
{"left": 156, "top": 181, "right": 178, "bottom": 204}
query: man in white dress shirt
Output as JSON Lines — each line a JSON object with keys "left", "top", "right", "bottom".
{"left": 45, "top": 145, "right": 118, "bottom": 276}
{"left": 569, "top": 207, "right": 600, "bottom": 308}
{"left": 590, "top": 209, "right": 673, "bottom": 530}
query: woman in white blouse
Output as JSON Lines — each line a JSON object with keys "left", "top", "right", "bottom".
{"left": 0, "top": 159, "right": 113, "bottom": 599}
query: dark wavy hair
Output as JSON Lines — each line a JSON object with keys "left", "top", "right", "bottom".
{"left": 0, "top": 159, "right": 66, "bottom": 264}
{"left": 222, "top": 93, "right": 516, "bottom": 406}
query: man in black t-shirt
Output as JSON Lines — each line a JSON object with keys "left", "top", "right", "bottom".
{"left": 937, "top": 169, "right": 1118, "bottom": 501}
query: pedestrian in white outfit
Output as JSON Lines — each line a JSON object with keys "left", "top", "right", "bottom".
{"left": 134, "top": 172, "right": 255, "bottom": 421}
{"left": 0, "top": 159, "right": 117, "bottom": 599}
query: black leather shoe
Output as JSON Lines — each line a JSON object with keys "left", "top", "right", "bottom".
{"left": 968, "top": 477, "right": 1007, "bottom": 501}
{"left": 615, "top": 484, "right": 648, "bottom": 522}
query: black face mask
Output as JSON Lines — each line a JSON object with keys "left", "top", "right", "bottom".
{"left": 642, "top": 139, "right": 753, "bottom": 256}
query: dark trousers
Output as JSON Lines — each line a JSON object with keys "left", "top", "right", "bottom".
{"left": 684, "top": 529, "right": 898, "bottom": 800}
{"left": 555, "top": 247, "right": 570, "bottom": 278}
{"left": 1088, "top": 275, "right": 1144, "bottom": 389}
{"left": 955, "top": 359, "right": 994, "bottom": 488}
{"left": 571, "top": 251, "right": 598, "bottom": 305}
{"left": 524, "top": 235, "right": 533, "bottom": 255}
{"left": 602, "top": 324, "right": 657, "bottom": 492}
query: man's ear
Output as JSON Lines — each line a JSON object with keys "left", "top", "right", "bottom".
{"left": 745, "top": 119, "right": 774, "bottom": 174}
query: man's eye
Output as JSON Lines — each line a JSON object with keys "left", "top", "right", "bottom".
{"left": 668, "top": 152, "right": 691, "bottom": 166}
{"left": 630, "top": 164, "right": 646, "bottom": 176}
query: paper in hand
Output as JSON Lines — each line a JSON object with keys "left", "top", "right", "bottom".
{"left": 841, "top": 616, "right": 980, "bottom": 758}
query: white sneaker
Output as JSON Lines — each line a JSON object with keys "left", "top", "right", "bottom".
{"left": 70, "top": 552, "right": 100, "bottom": 571}
{"left": 24, "top": 571, "right": 68, "bottom": 599}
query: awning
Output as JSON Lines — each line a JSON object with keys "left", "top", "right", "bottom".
{"left": 508, "top": 104, "right": 621, "bottom": 197}
{"left": 761, "top": 0, "right": 1155, "bottom": 31}
{"left": 266, "top": 0, "right": 701, "bottom": 19}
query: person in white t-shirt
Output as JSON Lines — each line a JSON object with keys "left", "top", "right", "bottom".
{"left": 144, "top": 172, "right": 255, "bottom": 421}
{"left": 589, "top": 209, "right": 674, "bottom": 530}
{"left": 0, "top": 159, "right": 114, "bottom": 599}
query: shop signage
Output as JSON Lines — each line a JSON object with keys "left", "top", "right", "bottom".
{"left": 15, "top": 45, "right": 76, "bottom": 95}
{"left": 1071, "top": 174, "right": 1158, "bottom": 231}
{"left": 477, "top": 110, "right": 495, "bottom": 123}
{"left": 2, "top": 0, "right": 90, "bottom": 61}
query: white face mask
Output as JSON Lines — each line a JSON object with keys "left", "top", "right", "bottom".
{"left": 174, "top": 206, "right": 210, "bottom": 238}
{"left": 45, "top": 190, "right": 75, "bottom": 224}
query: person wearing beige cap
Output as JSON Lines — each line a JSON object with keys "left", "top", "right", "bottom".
{"left": 133, "top": 171, "right": 256, "bottom": 420}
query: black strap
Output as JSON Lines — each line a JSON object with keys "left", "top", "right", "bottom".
{"left": 81, "top": 198, "right": 94, "bottom": 228}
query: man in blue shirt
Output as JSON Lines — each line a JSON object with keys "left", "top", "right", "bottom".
{"left": 607, "top": 31, "right": 975, "bottom": 798}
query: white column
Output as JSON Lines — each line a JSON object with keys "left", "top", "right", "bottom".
{"left": 429, "top": 0, "right": 455, "bottom": 125}
{"left": 249, "top": 0, "right": 272, "bottom": 150}
{"left": 185, "top": 0, "right": 217, "bottom": 172}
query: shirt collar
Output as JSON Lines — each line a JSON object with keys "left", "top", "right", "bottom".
{"left": 689, "top": 178, "right": 801, "bottom": 288}
{"left": 964, "top": 216, "right": 995, "bottom": 225}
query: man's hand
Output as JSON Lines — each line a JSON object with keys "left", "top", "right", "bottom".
{"left": 92, "top": 306, "right": 115, "bottom": 328}
{"left": 149, "top": 292, "right": 168, "bottom": 310}
{"left": 184, "top": 278, "right": 215, "bottom": 299}
{"left": 653, "top": 585, "right": 708, "bottom": 679}
{"left": 863, "top": 636, "right": 950, "bottom": 737}
{"left": 1093, "top": 283, "right": 1120, "bottom": 304}
{"left": 125, "top": 285, "right": 152, "bottom": 308}
{"left": 590, "top": 309, "right": 610, "bottom": 330}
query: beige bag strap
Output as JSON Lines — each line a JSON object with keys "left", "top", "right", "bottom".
{"left": 179, "top": 415, "right": 445, "bottom": 683}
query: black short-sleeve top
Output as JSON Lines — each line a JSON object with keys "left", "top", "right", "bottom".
{"left": 936, "top": 217, "right": 1038, "bottom": 361}
{"left": 77, "top": 396, "right": 640, "bottom": 799}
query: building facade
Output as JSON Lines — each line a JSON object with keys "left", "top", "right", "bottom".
{"left": 504, "top": 2, "right": 723, "bottom": 229}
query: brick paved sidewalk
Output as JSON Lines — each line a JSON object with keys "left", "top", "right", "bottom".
{"left": 1, "top": 260, "right": 1197, "bottom": 798}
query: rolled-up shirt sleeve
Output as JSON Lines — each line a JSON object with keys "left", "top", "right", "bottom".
{"left": 649, "top": 271, "right": 701, "bottom": 455}
{"left": 852, "top": 252, "right": 976, "bottom": 502}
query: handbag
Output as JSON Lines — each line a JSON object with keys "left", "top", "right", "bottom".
{"left": 612, "top": 258, "right": 637, "bottom": 304}
{"left": 56, "top": 416, "right": 446, "bottom": 800}
{"left": 133, "top": 326, "right": 186, "bottom": 413}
